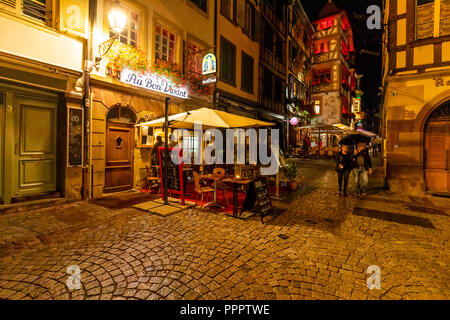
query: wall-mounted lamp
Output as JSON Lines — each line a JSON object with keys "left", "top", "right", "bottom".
{"left": 96, "top": 1, "right": 127, "bottom": 68}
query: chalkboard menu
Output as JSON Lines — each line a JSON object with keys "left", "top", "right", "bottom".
{"left": 254, "top": 178, "right": 274, "bottom": 222}
{"left": 159, "top": 147, "right": 185, "bottom": 204}
{"left": 67, "top": 107, "right": 83, "bottom": 166}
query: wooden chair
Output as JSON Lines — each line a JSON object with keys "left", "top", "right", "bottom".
{"left": 193, "top": 172, "right": 215, "bottom": 211}
{"left": 213, "top": 167, "right": 229, "bottom": 205}
{"left": 145, "top": 165, "right": 161, "bottom": 194}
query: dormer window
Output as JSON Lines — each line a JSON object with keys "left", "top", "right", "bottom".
{"left": 317, "top": 18, "right": 334, "bottom": 30}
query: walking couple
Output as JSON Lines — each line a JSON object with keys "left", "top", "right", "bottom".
{"left": 334, "top": 142, "right": 373, "bottom": 197}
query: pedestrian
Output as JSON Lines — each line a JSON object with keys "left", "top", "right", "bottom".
{"left": 151, "top": 135, "right": 164, "bottom": 175}
{"left": 352, "top": 142, "right": 373, "bottom": 196}
{"left": 334, "top": 144, "right": 352, "bottom": 196}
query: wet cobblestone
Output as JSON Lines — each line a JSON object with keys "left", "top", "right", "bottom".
{"left": 0, "top": 160, "right": 449, "bottom": 300}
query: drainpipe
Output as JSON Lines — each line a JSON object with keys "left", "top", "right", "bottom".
{"left": 82, "top": 0, "right": 97, "bottom": 200}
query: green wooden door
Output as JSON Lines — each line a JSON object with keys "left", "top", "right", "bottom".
{"left": 14, "top": 98, "right": 57, "bottom": 197}
{"left": 4, "top": 95, "right": 57, "bottom": 202}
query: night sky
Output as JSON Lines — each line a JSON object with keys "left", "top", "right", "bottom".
{"left": 302, "top": 0, "right": 383, "bottom": 129}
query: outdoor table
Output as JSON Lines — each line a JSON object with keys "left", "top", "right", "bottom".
{"left": 200, "top": 173, "right": 230, "bottom": 208}
{"left": 222, "top": 177, "right": 253, "bottom": 218}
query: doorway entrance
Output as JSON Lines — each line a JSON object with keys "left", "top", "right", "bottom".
{"left": 424, "top": 102, "right": 450, "bottom": 194}
{"left": 104, "top": 104, "right": 136, "bottom": 193}
{"left": 0, "top": 86, "right": 58, "bottom": 204}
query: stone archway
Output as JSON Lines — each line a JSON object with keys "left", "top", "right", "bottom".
{"left": 423, "top": 101, "right": 450, "bottom": 194}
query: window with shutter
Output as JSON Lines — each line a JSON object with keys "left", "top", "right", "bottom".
{"left": 220, "top": 0, "right": 232, "bottom": 20}
{"left": 22, "top": 0, "right": 48, "bottom": 23}
{"left": 0, "top": 0, "right": 17, "bottom": 10}
{"left": 0, "top": 0, "right": 51, "bottom": 25}
{"left": 236, "top": 0, "right": 245, "bottom": 27}
{"left": 241, "top": 51, "right": 254, "bottom": 93}
{"left": 220, "top": 36, "right": 236, "bottom": 85}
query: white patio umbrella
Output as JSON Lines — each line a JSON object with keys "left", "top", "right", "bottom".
{"left": 136, "top": 107, "right": 274, "bottom": 129}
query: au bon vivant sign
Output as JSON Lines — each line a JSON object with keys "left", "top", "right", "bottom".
{"left": 120, "top": 67, "right": 188, "bottom": 99}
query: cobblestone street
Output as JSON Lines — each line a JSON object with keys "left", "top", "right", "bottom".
{"left": 0, "top": 159, "right": 449, "bottom": 300}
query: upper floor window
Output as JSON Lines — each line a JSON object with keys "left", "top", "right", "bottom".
{"left": 220, "top": 36, "right": 236, "bottom": 85}
{"left": 220, "top": 0, "right": 232, "bottom": 20}
{"left": 23, "top": 0, "right": 49, "bottom": 23}
{"left": 341, "top": 40, "right": 349, "bottom": 58}
{"left": 243, "top": 1, "right": 255, "bottom": 39}
{"left": 440, "top": 0, "right": 450, "bottom": 36}
{"left": 155, "top": 24, "right": 176, "bottom": 63}
{"left": 0, "top": 0, "right": 52, "bottom": 25}
{"left": 317, "top": 18, "right": 334, "bottom": 31}
{"left": 313, "top": 69, "right": 331, "bottom": 85}
{"left": 110, "top": 9, "right": 139, "bottom": 48}
{"left": 263, "top": 21, "right": 274, "bottom": 53}
{"left": 416, "top": 0, "right": 434, "bottom": 39}
{"left": 241, "top": 51, "right": 254, "bottom": 93}
{"left": 313, "top": 99, "right": 321, "bottom": 115}
{"left": 190, "top": 0, "right": 207, "bottom": 13}
{"left": 315, "top": 41, "right": 329, "bottom": 55}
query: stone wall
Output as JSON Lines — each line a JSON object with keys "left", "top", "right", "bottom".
{"left": 384, "top": 70, "right": 450, "bottom": 195}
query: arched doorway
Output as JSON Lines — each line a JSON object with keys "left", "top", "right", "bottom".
{"left": 424, "top": 102, "right": 450, "bottom": 194}
{"left": 104, "top": 104, "right": 137, "bottom": 193}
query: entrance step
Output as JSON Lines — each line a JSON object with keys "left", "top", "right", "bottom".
{"left": 0, "top": 197, "right": 65, "bottom": 215}
{"left": 11, "top": 192, "right": 62, "bottom": 203}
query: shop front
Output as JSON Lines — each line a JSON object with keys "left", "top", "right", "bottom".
{"left": 89, "top": 75, "right": 185, "bottom": 198}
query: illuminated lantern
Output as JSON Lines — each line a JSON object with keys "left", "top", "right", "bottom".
{"left": 108, "top": 4, "right": 127, "bottom": 33}
{"left": 290, "top": 117, "right": 299, "bottom": 126}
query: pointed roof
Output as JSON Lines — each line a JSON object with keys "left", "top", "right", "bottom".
{"left": 318, "top": 0, "right": 343, "bottom": 20}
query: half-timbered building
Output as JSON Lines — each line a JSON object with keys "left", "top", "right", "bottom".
{"left": 382, "top": 0, "right": 450, "bottom": 195}
{"left": 311, "top": 0, "right": 355, "bottom": 126}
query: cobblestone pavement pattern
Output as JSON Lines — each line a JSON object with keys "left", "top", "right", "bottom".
{"left": 0, "top": 159, "right": 449, "bottom": 300}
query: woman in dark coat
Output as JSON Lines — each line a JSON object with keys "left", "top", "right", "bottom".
{"left": 334, "top": 144, "right": 352, "bottom": 196}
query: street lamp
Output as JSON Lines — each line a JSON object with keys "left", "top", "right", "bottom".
{"left": 96, "top": 1, "right": 127, "bottom": 65}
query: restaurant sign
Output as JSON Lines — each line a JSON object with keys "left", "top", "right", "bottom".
{"left": 202, "top": 53, "right": 217, "bottom": 75}
{"left": 120, "top": 67, "right": 188, "bottom": 99}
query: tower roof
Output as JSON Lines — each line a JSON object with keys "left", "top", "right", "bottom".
{"left": 318, "top": 0, "right": 343, "bottom": 20}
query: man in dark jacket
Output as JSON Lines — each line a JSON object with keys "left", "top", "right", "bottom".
{"left": 334, "top": 145, "right": 352, "bottom": 196}
{"left": 352, "top": 142, "right": 373, "bottom": 196}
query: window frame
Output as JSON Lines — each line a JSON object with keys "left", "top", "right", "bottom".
{"left": 154, "top": 23, "right": 177, "bottom": 63}
{"left": 220, "top": 36, "right": 237, "bottom": 86}
{"left": 241, "top": 51, "right": 254, "bottom": 94}
{"left": 416, "top": 0, "right": 435, "bottom": 40}
{"left": 220, "top": 0, "right": 233, "bottom": 21}
{"left": 189, "top": 0, "right": 207, "bottom": 13}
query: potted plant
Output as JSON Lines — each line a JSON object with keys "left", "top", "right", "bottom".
{"left": 283, "top": 160, "right": 298, "bottom": 191}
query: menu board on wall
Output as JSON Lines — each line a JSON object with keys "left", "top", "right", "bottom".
{"left": 67, "top": 107, "right": 84, "bottom": 167}
{"left": 417, "top": 3, "right": 434, "bottom": 39}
